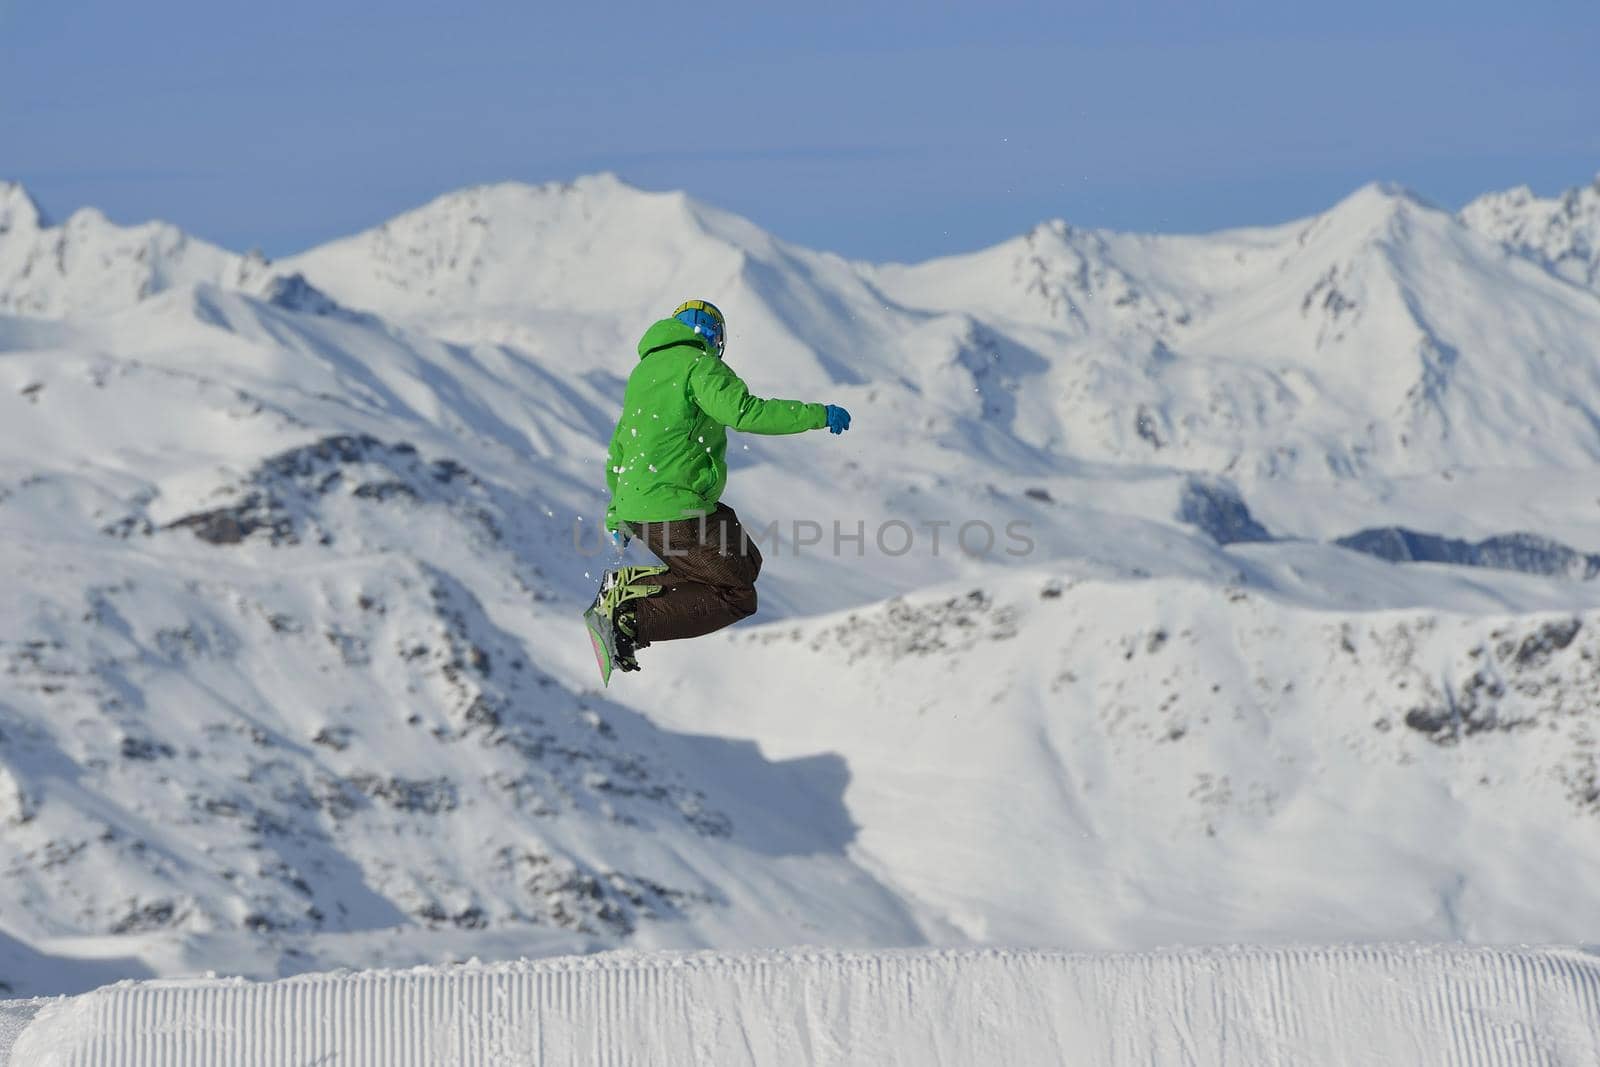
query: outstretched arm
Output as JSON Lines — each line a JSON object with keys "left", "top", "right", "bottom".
{"left": 689, "top": 358, "right": 829, "bottom": 435}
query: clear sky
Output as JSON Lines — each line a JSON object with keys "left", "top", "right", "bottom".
{"left": 3, "top": 0, "right": 1596, "bottom": 263}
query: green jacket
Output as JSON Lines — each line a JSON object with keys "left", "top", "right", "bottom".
{"left": 604, "top": 318, "right": 827, "bottom": 531}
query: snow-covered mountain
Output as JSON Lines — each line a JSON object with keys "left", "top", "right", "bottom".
{"left": 1462, "top": 176, "right": 1600, "bottom": 293}
{"left": 1, "top": 171, "right": 1599, "bottom": 995}
{"left": 0, "top": 183, "right": 271, "bottom": 320}
{"left": 281, "top": 174, "right": 1600, "bottom": 484}
{"left": 876, "top": 181, "right": 1600, "bottom": 480}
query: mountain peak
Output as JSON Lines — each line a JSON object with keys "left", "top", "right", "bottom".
{"left": 278, "top": 172, "right": 768, "bottom": 329}
{"left": 1276, "top": 181, "right": 1449, "bottom": 268}
{"left": 387, "top": 172, "right": 667, "bottom": 227}
{"left": 0, "top": 188, "right": 253, "bottom": 318}
{"left": 0, "top": 181, "right": 49, "bottom": 233}
{"left": 1322, "top": 181, "right": 1438, "bottom": 226}
{"left": 569, "top": 170, "right": 634, "bottom": 194}
{"left": 1461, "top": 174, "right": 1600, "bottom": 292}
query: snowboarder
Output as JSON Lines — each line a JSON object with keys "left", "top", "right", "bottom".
{"left": 584, "top": 299, "right": 851, "bottom": 684}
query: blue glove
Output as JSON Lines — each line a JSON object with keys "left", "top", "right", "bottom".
{"left": 824, "top": 404, "right": 852, "bottom": 435}
{"left": 609, "top": 528, "right": 630, "bottom": 553}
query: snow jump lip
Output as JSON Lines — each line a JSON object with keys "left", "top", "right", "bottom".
{"left": 5, "top": 944, "right": 1600, "bottom": 1066}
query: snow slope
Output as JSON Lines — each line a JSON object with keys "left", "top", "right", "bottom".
{"left": 648, "top": 571, "right": 1600, "bottom": 949}
{"left": 8, "top": 945, "right": 1600, "bottom": 1066}
{"left": 2, "top": 172, "right": 1600, "bottom": 995}
{"left": 0, "top": 285, "right": 923, "bottom": 995}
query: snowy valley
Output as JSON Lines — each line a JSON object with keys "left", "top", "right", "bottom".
{"left": 1, "top": 171, "right": 1600, "bottom": 1005}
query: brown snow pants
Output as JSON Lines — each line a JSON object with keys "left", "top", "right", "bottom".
{"left": 625, "top": 504, "right": 763, "bottom": 642}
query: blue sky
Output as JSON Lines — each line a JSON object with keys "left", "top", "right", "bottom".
{"left": 2, "top": 1, "right": 1596, "bottom": 262}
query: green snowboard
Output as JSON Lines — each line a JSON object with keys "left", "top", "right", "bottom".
{"left": 583, "top": 598, "right": 622, "bottom": 687}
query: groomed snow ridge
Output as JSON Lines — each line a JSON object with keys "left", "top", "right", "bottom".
{"left": 5, "top": 944, "right": 1600, "bottom": 1065}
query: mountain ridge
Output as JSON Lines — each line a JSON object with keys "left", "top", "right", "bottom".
{"left": 1461, "top": 174, "right": 1600, "bottom": 293}
{"left": 6, "top": 170, "right": 1597, "bottom": 326}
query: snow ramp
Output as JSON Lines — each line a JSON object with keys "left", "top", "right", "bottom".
{"left": 6, "top": 945, "right": 1600, "bottom": 1066}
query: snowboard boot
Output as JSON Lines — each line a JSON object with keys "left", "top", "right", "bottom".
{"left": 596, "top": 565, "right": 666, "bottom": 672}
{"left": 613, "top": 604, "right": 648, "bottom": 671}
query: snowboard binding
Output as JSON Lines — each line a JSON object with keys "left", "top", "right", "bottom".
{"left": 583, "top": 565, "right": 667, "bottom": 686}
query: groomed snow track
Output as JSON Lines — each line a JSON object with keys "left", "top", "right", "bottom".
{"left": 5, "top": 945, "right": 1600, "bottom": 1066}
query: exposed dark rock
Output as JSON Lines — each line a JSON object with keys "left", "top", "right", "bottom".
{"left": 167, "top": 492, "right": 294, "bottom": 546}
{"left": 1399, "top": 620, "right": 1581, "bottom": 748}
{"left": 100, "top": 515, "right": 154, "bottom": 539}
{"left": 312, "top": 726, "right": 353, "bottom": 751}
{"left": 346, "top": 774, "right": 458, "bottom": 814}
{"left": 261, "top": 273, "right": 352, "bottom": 318}
{"left": 418, "top": 903, "right": 488, "bottom": 929}
{"left": 120, "top": 737, "right": 176, "bottom": 761}
{"left": 111, "top": 899, "right": 181, "bottom": 934}
{"left": 1135, "top": 405, "right": 1164, "bottom": 448}
{"left": 352, "top": 481, "right": 418, "bottom": 502}
{"left": 1336, "top": 526, "right": 1600, "bottom": 580}
{"left": 1177, "top": 477, "right": 1273, "bottom": 545}
{"left": 814, "top": 589, "right": 1020, "bottom": 662}
{"left": 494, "top": 848, "right": 709, "bottom": 937}
{"left": 264, "top": 612, "right": 301, "bottom": 634}
{"left": 162, "top": 434, "right": 499, "bottom": 550}
{"left": 1506, "top": 618, "right": 1583, "bottom": 668}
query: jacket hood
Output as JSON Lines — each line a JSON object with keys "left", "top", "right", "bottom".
{"left": 637, "top": 318, "right": 717, "bottom": 360}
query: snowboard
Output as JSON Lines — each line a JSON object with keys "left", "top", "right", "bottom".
{"left": 582, "top": 598, "right": 620, "bottom": 687}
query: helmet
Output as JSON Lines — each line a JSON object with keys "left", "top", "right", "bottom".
{"left": 673, "top": 299, "right": 726, "bottom": 357}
